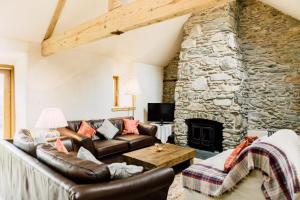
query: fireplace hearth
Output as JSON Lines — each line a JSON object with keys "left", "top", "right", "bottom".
{"left": 186, "top": 119, "right": 223, "bottom": 152}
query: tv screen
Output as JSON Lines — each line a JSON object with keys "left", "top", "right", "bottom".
{"left": 148, "top": 103, "right": 175, "bottom": 123}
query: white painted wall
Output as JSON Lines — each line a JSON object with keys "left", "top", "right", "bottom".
{"left": 26, "top": 44, "right": 163, "bottom": 128}
{"left": 111, "top": 62, "right": 163, "bottom": 122}
{"left": 135, "top": 63, "right": 163, "bottom": 121}
{"left": 0, "top": 38, "right": 29, "bottom": 132}
{"left": 0, "top": 38, "right": 163, "bottom": 131}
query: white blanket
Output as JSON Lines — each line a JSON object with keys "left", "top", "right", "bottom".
{"left": 184, "top": 129, "right": 300, "bottom": 200}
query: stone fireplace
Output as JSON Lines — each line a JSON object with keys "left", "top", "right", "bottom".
{"left": 163, "top": 0, "right": 300, "bottom": 150}
{"left": 174, "top": 1, "right": 248, "bottom": 150}
{"left": 186, "top": 119, "right": 223, "bottom": 152}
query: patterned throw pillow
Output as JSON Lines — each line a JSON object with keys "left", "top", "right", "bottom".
{"left": 122, "top": 119, "right": 139, "bottom": 135}
{"left": 224, "top": 136, "right": 258, "bottom": 172}
{"left": 77, "top": 121, "right": 96, "bottom": 138}
{"left": 55, "top": 138, "right": 69, "bottom": 154}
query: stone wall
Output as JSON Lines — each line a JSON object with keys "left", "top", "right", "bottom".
{"left": 163, "top": 53, "right": 179, "bottom": 103}
{"left": 163, "top": 0, "right": 300, "bottom": 150}
{"left": 174, "top": 0, "right": 248, "bottom": 150}
{"left": 239, "top": 0, "right": 300, "bottom": 133}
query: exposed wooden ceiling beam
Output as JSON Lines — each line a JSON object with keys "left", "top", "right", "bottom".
{"left": 42, "top": 0, "right": 226, "bottom": 56}
{"left": 43, "top": 0, "right": 67, "bottom": 40}
{"left": 108, "top": 0, "right": 122, "bottom": 11}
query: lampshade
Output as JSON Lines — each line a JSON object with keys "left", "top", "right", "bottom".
{"left": 35, "top": 108, "right": 68, "bottom": 129}
{"left": 124, "top": 78, "right": 141, "bottom": 95}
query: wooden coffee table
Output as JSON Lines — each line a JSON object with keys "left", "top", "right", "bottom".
{"left": 123, "top": 144, "right": 196, "bottom": 170}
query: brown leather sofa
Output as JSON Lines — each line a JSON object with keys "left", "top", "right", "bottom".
{"left": 65, "top": 116, "right": 157, "bottom": 161}
{"left": 0, "top": 118, "right": 174, "bottom": 200}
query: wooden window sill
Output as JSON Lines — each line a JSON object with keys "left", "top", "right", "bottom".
{"left": 111, "top": 107, "right": 136, "bottom": 112}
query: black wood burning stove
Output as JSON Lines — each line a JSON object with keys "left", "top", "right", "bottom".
{"left": 185, "top": 118, "right": 223, "bottom": 152}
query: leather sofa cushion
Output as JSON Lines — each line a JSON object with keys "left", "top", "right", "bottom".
{"left": 77, "top": 121, "right": 96, "bottom": 138}
{"left": 138, "top": 124, "right": 158, "bottom": 137}
{"left": 36, "top": 144, "right": 111, "bottom": 184}
{"left": 67, "top": 119, "right": 109, "bottom": 132}
{"left": 48, "top": 138, "right": 74, "bottom": 152}
{"left": 94, "top": 140, "right": 129, "bottom": 159}
{"left": 90, "top": 119, "right": 107, "bottom": 140}
{"left": 90, "top": 119, "right": 105, "bottom": 129}
{"left": 67, "top": 119, "right": 107, "bottom": 140}
{"left": 68, "top": 117, "right": 136, "bottom": 138}
{"left": 67, "top": 120, "right": 82, "bottom": 132}
{"left": 13, "top": 129, "right": 37, "bottom": 157}
{"left": 108, "top": 116, "right": 133, "bottom": 136}
{"left": 115, "top": 135, "right": 155, "bottom": 151}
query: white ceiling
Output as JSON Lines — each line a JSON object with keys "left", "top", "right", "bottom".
{"left": 0, "top": 0, "right": 299, "bottom": 66}
{"left": 54, "top": 0, "right": 108, "bottom": 35}
{"left": 0, "top": 1, "right": 56, "bottom": 42}
{"left": 76, "top": 15, "right": 189, "bottom": 66}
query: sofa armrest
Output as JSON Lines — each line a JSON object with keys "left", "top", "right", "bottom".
{"left": 57, "top": 128, "right": 96, "bottom": 155}
{"left": 138, "top": 123, "right": 157, "bottom": 137}
{"left": 70, "top": 167, "right": 174, "bottom": 200}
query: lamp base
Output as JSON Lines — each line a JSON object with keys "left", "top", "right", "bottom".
{"left": 132, "top": 95, "right": 136, "bottom": 118}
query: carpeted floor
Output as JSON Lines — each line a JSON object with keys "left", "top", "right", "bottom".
{"left": 167, "top": 158, "right": 202, "bottom": 200}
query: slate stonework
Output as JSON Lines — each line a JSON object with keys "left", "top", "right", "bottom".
{"left": 173, "top": 0, "right": 248, "bottom": 150}
{"left": 163, "top": 0, "right": 300, "bottom": 150}
{"left": 163, "top": 53, "right": 180, "bottom": 103}
{"left": 239, "top": 0, "right": 300, "bottom": 133}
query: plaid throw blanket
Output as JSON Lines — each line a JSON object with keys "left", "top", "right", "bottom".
{"left": 182, "top": 142, "right": 300, "bottom": 200}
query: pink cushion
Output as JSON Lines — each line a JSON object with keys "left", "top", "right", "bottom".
{"left": 77, "top": 121, "right": 96, "bottom": 138}
{"left": 55, "top": 138, "right": 69, "bottom": 154}
{"left": 122, "top": 119, "right": 139, "bottom": 135}
{"left": 224, "top": 136, "right": 258, "bottom": 172}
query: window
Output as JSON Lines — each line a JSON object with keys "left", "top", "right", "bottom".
{"left": 0, "top": 65, "right": 15, "bottom": 139}
{"left": 113, "top": 76, "right": 119, "bottom": 107}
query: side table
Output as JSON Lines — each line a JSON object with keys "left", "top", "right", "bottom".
{"left": 151, "top": 123, "right": 174, "bottom": 143}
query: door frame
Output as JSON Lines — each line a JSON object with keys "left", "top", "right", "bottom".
{"left": 0, "top": 65, "right": 15, "bottom": 139}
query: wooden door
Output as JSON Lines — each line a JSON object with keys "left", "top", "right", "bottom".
{"left": 0, "top": 65, "right": 15, "bottom": 139}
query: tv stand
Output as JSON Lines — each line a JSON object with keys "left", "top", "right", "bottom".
{"left": 154, "top": 122, "right": 173, "bottom": 126}
{"left": 150, "top": 122, "right": 174, "bottom": 143}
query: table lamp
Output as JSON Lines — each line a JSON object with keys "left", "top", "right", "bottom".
{"left": 35, "top": 107, "right": 68, "bottom": 138}
{"left": 124, "top": 78, "right": 141, "bottom": 118}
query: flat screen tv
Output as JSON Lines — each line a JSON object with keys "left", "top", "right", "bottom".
{"left": 148, "top": 103, "right": 175, "bottom": 124}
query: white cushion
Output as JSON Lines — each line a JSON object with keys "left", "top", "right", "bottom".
{"left": 97, "top": 119, "right": 119, "bottom": 139}
{"left": 77, "top": 147, "right": 102, "bottom": 165}
{"left": 202, "top": 149, "right": 234, "bottom": 171}
{"left": 205, "top": 129, "right": 300, "bottom": 173}
{"left": 261, "top": 129, "right": 300, "bottom": 175}
{"left": 108, "top": 162, "right": 143, "bottom": 179}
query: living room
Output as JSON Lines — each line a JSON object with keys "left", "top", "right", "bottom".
{"left": 0, "top": 0, "right": 300, "bottom": 200}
